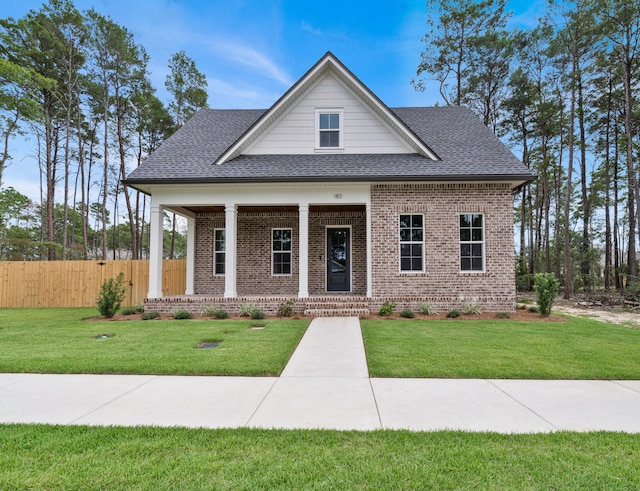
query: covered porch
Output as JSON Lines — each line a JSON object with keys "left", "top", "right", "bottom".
{"left": 146, "top": 183, "right": 373, "bottom": 302}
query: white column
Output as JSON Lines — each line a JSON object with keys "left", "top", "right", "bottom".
{"left": 298, "top": 203, "right": 309, "bottom": 298}
{"left": 185, "top": 217, "right": 195, "bottom": 295}
{"left": 366, "top": 200, "right": 372, "bottom": 298}
{"left": 224, "top": 203, "right": 237, "bottom": 298}
{"left": 148, "top": 205, "right": 164, "bottom": 298}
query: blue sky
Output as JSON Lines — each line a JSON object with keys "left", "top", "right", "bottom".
{"left": 2, "top": 0, "right": 546, "bottom": 200}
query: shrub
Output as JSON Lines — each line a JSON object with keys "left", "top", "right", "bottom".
{"left": 378, "top": 300, "right": 396, "bottom": 316}
{"left": 201, "top": 303, "right": 219, "bottom": 317}
{"left": 250, "top": 308, "right": 265, "bottom": 320}
{"left": 462, "top": 302, "right": 481, "bottom": 316}
{"left": 213, "top": 309, "right": 230, "bottom": 319}
{"left": 141, "top": 311, "right": 160, "bottom": 320}
{"left": 172, "top": 309, "right": 192, "bottom": 320}
{"left": 120, "top": 307, "right": 137, "bottom": 316}
{"left": 238, "top": 303, "right": 258, "bottom": 317}
{"left": 400, "top": 308, "right": 414, "bottom": 318}
{"left": 97, "top": 272, "right": 127, "bottom": 319}
{"left": 446, "top": 309, "right": 461, "bottom": 318}
{"left": 277, "top": 300, "right": 294, "bottom": 317}
{"left": 135, "top": 304, "right": 145, "bottom": 313}
{"left": 528, "top": 305, "right": 540, "bottom": 313}
{"left": 495, "top": 311, "right": 511, "bottom": 319}
{"left": 533, "top": 272, "right": 560, "bottom": 316}
{"left": 418, "top": 302, "right": 435, "bottom": 315}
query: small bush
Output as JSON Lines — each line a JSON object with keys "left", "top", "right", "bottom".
{"left": 120, "top": 307, "right": 137, "bottom": 316}
{"left": 462, "top": 302, "right": 482, "bottom": 316}
{"left": 201, "top": 303, "right": 219, "bottom": 317}
{"left": 516, "top": 297, "right": 532, "bottom": 305}
{"left": 141, "top": 311, "right": 160, "bottom": 320}
{"left": 400, "top": 308, "right": 414, "bottom": 318}
{"left": 250, "top": 308, "right": 265, "bottom": 320}
{"left": 135, "top": 304, "right": 145, "bottom": 313}
{"left": 277, "top": 300, "right": 294, "bottom": 317}
{"left": 418, "top": 302, "right": 435, "bottom": 315}
{"left": 238, "top": 303, "right": 258, "bottom": 317}
{"left": 97, "top": 272, "right": 127, "bottom": 319}
{"left": 533, "top": 272, "right": 560, "bottom": 316}
{"left": 446, "top": 309, "right": 461, "bottom": 318}
{"left": 213, "top": 309, "right": 230, "bottom": 319}
{"left": 495, "top": 311, "right": 511, "bottom": 319}
{"left": 172, "top": 309, "right": 192, "bottom": 320}
{"left": 528, "top": 305, "right": 540, "bottom": 313}
{"left": 378, "top": 300, "right": 396, "bottom": 316}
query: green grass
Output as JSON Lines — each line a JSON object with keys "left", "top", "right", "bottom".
{"left": 362, "top": 317, "right": 640, "bottom": 379}
{"left": 0, "top": 308, "right": 308, "bottom": 376}
{"left": 1, "top": 425, "right": 639, "bottom": 490}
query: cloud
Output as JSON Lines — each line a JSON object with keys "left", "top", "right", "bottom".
{"left": 207, "top": 77, "right": 280, "bottom": 109}
{"left": 196, "top": 36, "right": 293, "bottom": 87}
{"left": 301, "top": 20, "right": 323, "bottom": 36}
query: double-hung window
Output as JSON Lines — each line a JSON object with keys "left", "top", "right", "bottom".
{"left": 460, "top": 214, "right": 484, "bottom": 271}
{"left": 399, "top": 214, "right": 424, "bottom": 272}
{"left": 316, "top": 109, "right": 342, "bottom": 149}
{"left": 214, "top": 229, "right": 225, "bottom": 275}
{"left": 272, "top": 228, "right": 292, "bottom": 275}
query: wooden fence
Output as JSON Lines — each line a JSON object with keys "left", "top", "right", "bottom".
{"left": 0, "top": 260, "right": 186, "bottom": 308}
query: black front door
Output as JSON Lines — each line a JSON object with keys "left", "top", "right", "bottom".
{"left": 327, "top": 228, "right": 350, "bottom": 292}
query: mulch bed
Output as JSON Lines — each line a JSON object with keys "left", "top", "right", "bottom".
{"left": 87, "top": 309, "right": 566, "bottom": 323}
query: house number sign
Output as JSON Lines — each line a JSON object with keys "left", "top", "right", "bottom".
{"left": 334, "top": 193, "right": 343, "bottom": 199}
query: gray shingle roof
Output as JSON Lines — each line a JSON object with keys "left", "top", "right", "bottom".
{"left": 125, "top": 106, "right": 534, "bottom": 186}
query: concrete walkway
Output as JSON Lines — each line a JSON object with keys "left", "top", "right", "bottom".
{"left": 1, "top": 317, "right": 640, "bottom": 433}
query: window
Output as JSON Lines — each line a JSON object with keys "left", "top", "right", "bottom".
{"left": 272, "top": 228, "right": 292, "bottom": 275}
{"left": 399, "top": 214, "right": 424, "bottom": 272}
{"left": 316, "top": 109, "right": 342, "bottom": 149}
{"left": 214, "top": 229, "right": 225, "bottom": 275}
{"left": 460, "top": 214, "right": 484, "bottom": 271}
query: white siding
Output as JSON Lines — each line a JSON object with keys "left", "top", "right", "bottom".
{"left": 246, "top": 74, "right": 412, "bottom": 155}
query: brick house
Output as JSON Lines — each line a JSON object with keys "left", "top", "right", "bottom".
{"left": 125, "top": 52, "right": 534, "bottom": 316}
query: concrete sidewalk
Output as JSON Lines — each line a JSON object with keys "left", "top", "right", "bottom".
{"left": 1, "top": 317, "right": 640, "bottom": 433}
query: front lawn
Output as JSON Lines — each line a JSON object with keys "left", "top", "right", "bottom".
{"left": 0, "top": 308, "right": 308, "bottom": 376}
{"left": 1, "top": 425, "right": 639, "bottom": 489}
{"left": 362, "top": 317, "right": 640, "bottom": 379}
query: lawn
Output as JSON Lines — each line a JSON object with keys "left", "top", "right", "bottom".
{"left": 1, "top": 424, "right": 639, "bottom": 490}
{"left": 0, "top": 308, "right": 308, "bottom": 376}
{"left": 362, "top": 316, "right": 640, "bottom": 379}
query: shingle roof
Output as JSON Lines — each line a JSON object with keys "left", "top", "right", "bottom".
{"left": 125, "top": 106, "right": 534, "bottom": 186}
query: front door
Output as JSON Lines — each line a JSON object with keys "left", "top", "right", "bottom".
{"left": 327, "top": 228, "right": 350, "bottom": 292}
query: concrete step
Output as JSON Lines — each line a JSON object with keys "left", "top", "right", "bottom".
{"left": 304, "top": 308, "right": 370, "bottom": 318}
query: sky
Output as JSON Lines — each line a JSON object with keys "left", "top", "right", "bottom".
{"left": 1, "top": 0, "right": 547, "bottom": 201}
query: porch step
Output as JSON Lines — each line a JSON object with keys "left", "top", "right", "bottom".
{"left": 304, "top": 308, "right": 370, "bottom": 318}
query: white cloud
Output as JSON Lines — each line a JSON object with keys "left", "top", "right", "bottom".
{"left": 196, "top": 36, "right": 293, "bottom": 87}
{"left": 207, "top": 77, "right": 279, "bottom": 109}
{"left": 301, "top": 20, "right": 323, "bottom": 36}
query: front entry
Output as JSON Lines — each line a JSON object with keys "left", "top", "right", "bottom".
{"left": 327, "top": 227, "right": 350, "bottom": 292}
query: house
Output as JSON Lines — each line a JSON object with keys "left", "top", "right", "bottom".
{"left": 124, "top": 52, "right": 535, "bottom": 316}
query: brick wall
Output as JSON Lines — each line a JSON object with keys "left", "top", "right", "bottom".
{"left": 370, "top": 183, "right": 515, "bottom": 311}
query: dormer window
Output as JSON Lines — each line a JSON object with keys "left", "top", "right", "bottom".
{"left": 316, "top": 109, "right": 343, "bottom": 150}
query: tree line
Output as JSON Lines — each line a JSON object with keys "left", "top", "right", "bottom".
{"left": 415, "top": 0, "right": 640, "bottom": 297}
{"left": 0, "top": 0, "right": 207, "bottom": 261}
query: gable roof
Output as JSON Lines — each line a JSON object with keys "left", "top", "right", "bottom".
{"left": 125, "top": 52, "right": 535, "bottom": 191}
{"left": 215, "top": 51, "right": 438, "bottom": 163}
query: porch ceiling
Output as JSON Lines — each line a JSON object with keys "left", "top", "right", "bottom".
{"left": 182, "top": 204, "right": 366, "bottom": 214}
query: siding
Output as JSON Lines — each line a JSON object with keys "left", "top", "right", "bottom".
{"left": 246, "top": 74, "right": 411, "bottom": 154}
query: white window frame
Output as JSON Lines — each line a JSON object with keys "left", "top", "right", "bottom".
{"left": 213, "top": 228, "right": 225, "bottom": 276}
{"left": 271, "top": 228, "right": 292, "bottom": 276}
{"left": 315, "top": 108, "right": 344, "bottom": 150}
{"left": 459, "top": 213, "right": 485, "bottom": 273}
{"left": 399, "top": 214, "right": 425, "bottom": 273}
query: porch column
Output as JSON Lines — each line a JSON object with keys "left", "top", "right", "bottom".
{"left": 298, "top": 203, "right": 309, "bottom": 298}
{"left": 366, "top": 201, "right": 372, "bottom": 297}
{"left": 185, "top": 217, "right": 195, "bottom": 295}
{"left": 224, "top": 203, "right": 237, "bottom": 298}
{"left": 148, "top": 204, "right": 164, "bottom": 298}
